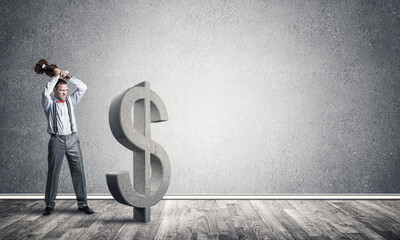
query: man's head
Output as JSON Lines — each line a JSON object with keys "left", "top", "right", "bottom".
{"left": 53, "top": 79, "right": 68, "bottom": 101}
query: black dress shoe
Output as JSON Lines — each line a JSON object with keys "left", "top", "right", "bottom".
{"left": 43, "top": 207, "right": 54, "bottom": 215}
{"left": 78, "top": 206, "right": 94, "bottom": 214}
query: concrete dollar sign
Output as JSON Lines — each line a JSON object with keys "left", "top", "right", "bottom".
{"left": 107, "top": 81, "right": 170, "bottom": 222}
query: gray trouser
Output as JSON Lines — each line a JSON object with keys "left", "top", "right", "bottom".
{"left": 45, "top": 134, "right": 88, "bottom": 208}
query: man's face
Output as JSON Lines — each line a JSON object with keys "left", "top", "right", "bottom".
{"left": 54, "top": 83, "right": 68, "bottom": 100}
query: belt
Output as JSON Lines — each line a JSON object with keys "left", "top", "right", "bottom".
{"left": 51, "top": 132, "right": 75, "bottom": 137}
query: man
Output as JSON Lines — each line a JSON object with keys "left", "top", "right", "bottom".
{"left": 42, "top": 68, "right": 94, "bottom": 215}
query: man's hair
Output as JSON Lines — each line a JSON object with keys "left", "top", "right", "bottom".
{"left": 55, "top": 79, "right": 68, "bottom": 90}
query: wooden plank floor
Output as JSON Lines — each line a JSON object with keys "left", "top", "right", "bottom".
{"left": 0, "top": 199, "right": 399, "bottom": 239}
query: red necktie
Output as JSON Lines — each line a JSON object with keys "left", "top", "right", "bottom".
{"left": 57, "top": 99, "right": 66, "bottom": 103}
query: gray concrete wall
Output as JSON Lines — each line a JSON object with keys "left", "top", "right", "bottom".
{"left": 1, "top": 0, "right": 399, "bottom": 194}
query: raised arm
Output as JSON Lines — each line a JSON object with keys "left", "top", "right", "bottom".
{"left": 69, "top": 77, "right": 87, "bottom": 107}
{"left": 42, "top": 76, "right": 58, "bottom": 113}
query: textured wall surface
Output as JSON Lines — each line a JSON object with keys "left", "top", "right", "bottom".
{"left": 0, "top": 0, "right": 399, "bottom": 194}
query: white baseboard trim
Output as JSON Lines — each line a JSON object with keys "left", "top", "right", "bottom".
{"left": 0, "top": 194, "right": 399, "bottom": 200}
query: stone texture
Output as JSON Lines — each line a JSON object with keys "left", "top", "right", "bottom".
{"left": 0, "top": 0, "right": 399, "bottom": 194}
{"left": 107, "top": 81, "right": 170, "bottom": 221}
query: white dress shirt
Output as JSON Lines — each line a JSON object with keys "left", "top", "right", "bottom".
{"left": 42, "top": 76, "right": 87, "bottom": 135}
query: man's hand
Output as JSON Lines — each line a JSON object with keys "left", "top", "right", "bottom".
{"left": 60, "top": 70, "right": 69, "bottom": 79}
{"left": 53, "top": 68, "right": 69, "bottom": 79}
{"left": 53, "top": 68, "right": 61, "bottom": 78}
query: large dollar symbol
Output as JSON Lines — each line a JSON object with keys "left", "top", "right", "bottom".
{"left": 107, "top": 81, "right": 170, "bottom": 222}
